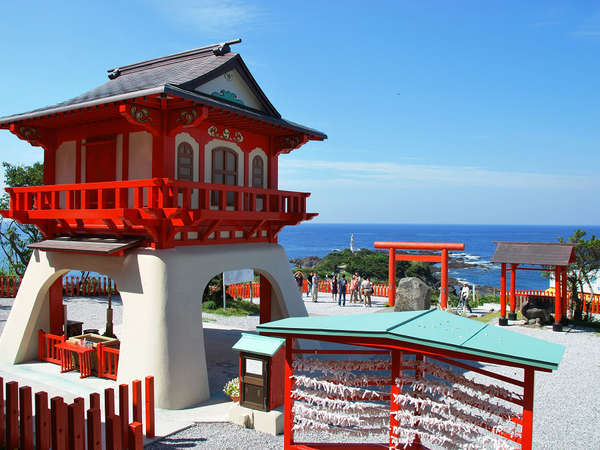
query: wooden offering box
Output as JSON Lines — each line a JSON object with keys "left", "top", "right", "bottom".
{"left": 67, "top": 333, "right": 120, "bottom": 373}
{"left": 233, "top": 333, "right": 285, "bottom": 411}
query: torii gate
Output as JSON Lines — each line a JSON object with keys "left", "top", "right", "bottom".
{"left": 374, "top": 241, "right": 465, "bottom": 309}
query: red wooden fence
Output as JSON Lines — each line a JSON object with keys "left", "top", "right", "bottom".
{"left": 98, "top": 344, "right": 120, "bottom": 380}
{"left": 38, "top": 330, "right": 65, "bottom": 365}
{"left": 0, "top": 376, "right": 155, "bottom": 449}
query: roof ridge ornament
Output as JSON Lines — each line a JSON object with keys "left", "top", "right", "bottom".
{"left": 213, "top": 38, "right": 242, "bottom": 56}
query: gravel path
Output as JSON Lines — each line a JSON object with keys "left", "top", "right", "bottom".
{"left": 2, "top": 295, "right": 599, "bottom": 448}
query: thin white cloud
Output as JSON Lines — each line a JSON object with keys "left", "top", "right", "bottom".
{"left": 279, "top": 159, "right": 594, "bottom": 191}
{"left": 149, "top": 0, "right": 264, "bottom": 33}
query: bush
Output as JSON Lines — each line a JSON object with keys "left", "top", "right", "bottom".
{"left": 203, "top": 300, "right": 217, "bottom": 310}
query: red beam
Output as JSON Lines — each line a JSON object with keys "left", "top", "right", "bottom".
{"left": 375, "top": 241, "right": 465, "bottom": 251}
{"left": 395, "top": 254, "right": 441, "bottom": 263}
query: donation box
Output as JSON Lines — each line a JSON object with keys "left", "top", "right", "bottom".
{"left": 233, "top": 333, "right": 285, "bottom": 412}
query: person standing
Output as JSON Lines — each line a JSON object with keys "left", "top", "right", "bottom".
{"left": 294, "top": 272, "right": 304, "bottom": 293}
{"left": 355, "top": 273, "right": 363, "bottom": 302}
{"left": 350, "top": 274, "right": 359, "bottom": 303}
{"left": 331, "top": 274, "right": 338, "bottom": 303}
{"left": 361, "top": 277, "right": 373, "bottom": 307}
{"left": 306, "top": 273, "right": 313, "bottom": 298}
{"left": 459, "top": 283, "right": 472, "bottom": 313}
{"left": 311, "top": 272, "right": 319, "bottom": 302}
{"left": 338, "top": 275, "right": 347, "bottom": 307}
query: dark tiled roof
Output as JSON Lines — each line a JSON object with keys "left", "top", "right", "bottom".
{"left": 0, "top": 41, "right": 328, "bottom": 139}
{"left": 491, "top": 242, "right": 575, "bottom": 266}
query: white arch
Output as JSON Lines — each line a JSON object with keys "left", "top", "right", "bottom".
{"left": 0, "top": 243, "right": 307, "bottom": 409}
{"left": 204, "top": 139, "right": 244, "bottom": 186}
{"left": 175, "top": 132, "right": 200, "bottom": 181}
{"left": 248, "top": 147, "right": 268, "bottom": 188}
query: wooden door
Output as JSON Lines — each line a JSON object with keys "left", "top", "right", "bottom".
{"left": 85, "top": 137, "right": 116, "bottom": 208}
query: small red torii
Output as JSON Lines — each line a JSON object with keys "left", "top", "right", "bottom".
{"left": 374, "top": 241, "right": 465, "bottom": 309}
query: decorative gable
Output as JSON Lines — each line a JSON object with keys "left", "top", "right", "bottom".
{"left": 195, "top": 68, "right": 266, "bottom": 112}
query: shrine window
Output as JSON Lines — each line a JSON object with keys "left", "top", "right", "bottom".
{"left": 211, "top": 147, "right": 238, "bottom": 206}
{"left": 177, "top": 142, "right": 194, "bottom": 181}
{"left": 251, "top": 155, "right": 264, "bottom": 188}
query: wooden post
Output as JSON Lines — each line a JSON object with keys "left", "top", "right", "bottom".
{"left": 119, "top": 384, "right": 129, "bottom": 449}
{"left": 128, "top": 422, "right": 143, "bottom": 450}
{"left": 521, "top": 367, "right": 535, "bottom": 450}
{"left": 90, "top": 392, "right": 101, "bottom": 411}
{"left": 553, "top": 267, "right": 563, "bottom": 331}
{"left": 440, "top": 248, "right": 448, "bottom": 309}
{"left": 6, "top": 381, "right": 19, "bottom": 450}
{"left": 0, "top": 377, "right": 5, "bottom": 448}
{"left": 284, "top": 337, "right": 295, "bottom": 449}
{"left": 51, "top": 396, "right": 67, "bottom": 450}
{"left": 499, "top": 263, "right": 508, "bottom": 325}
{"left": 132, "top": 380, "right": 142, "bottom": 423}
{"left": 49, "top": 276, "right": 65, "bottom": 335}
{"left": 19, "top": 385, "right": 34, "bottom": 450}
{"left": 106, "top": 414, "right": 122, "bottom": 450}
{"left": 87, "top": 408, "right": 102, "bottom": 450}
{"left": 105, "top": 387, "right": 115, "bottom": 419}
{"left": 259, "top": 274, "right": 272, "bottom": 324}
{"left": 69, "top": 398, "right": 85, "bottom": 450}
{"left": 145, "top": 376, "right": 155, "bottom": 438}
{"left": 389, "top": 350, "right": 401, "bottom": 448}
{"left": 508, "top": 263, "right": 517, "bottom": 320}
{"left": 561, "top": 266, "right": 568, "bottom": 323}
{"left": 388, "top": 248, "right": 396, "bottom": 306}
{"left": 35, "top": 391, "right": 50, "bottom": 450}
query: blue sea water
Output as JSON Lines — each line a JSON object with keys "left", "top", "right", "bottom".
{"left": 278, "top": 224, "right": 600, "bottom": 290}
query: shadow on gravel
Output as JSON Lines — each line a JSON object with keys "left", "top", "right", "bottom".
{"left": 148, "top": 437, "right": 207, "bottom": 448}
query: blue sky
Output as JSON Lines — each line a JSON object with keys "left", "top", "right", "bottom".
{"left": 1, "top": 1, "right": 599, "bottom": 224}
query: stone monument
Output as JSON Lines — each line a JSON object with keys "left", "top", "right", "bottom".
{"left": 394, "top": 277, "right": 432, "bottom": 311}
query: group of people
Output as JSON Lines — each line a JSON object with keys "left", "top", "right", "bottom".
{"left": 293, "top": 271, "right": 374, "bottom": 307}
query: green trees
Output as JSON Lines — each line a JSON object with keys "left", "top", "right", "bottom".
{"left": 558, "top": 229, "right": 600, "bottom": 321}
{"left": 0, "top": 162, "right": 44, "bottom": 276}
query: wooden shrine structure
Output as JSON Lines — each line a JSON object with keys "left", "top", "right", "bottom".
{"left": 258, "top": 309, "right": 564, "bottom": 449}
{"left": 0, "top": 39, "right": 326, "bottom": 408}
{"left": 492, "top": 242, "right": 575, "bottom": 332}
{"left": 374, "top": 241, "right": 465, "bottom": 309}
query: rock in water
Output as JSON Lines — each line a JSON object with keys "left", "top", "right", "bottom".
{"left": 395, "top": 277, "right": 432, "bottom": 311}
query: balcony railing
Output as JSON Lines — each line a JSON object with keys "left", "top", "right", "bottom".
{"left": 3, "top": 178, "right": 315, "bottom": 248}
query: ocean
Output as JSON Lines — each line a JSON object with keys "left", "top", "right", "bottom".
{"left": 278, "top": 223, "right": 600, "bottom": 290}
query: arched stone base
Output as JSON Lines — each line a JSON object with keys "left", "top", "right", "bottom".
{"left": 0, "top": 243, "right": 307, "bottom": 409}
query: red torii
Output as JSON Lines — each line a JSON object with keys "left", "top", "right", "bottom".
{"left": 374, "top": 241, "right": 465, "bottom": 309}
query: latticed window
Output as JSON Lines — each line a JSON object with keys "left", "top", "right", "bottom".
{"left": 211, "top": 147, "right": 238, "bottom": 206}
{"left": 251, "top": 155, "right": 264, "bottom": 188}
{"left": 177, "top": 142, "right": 194, "bottom": 181}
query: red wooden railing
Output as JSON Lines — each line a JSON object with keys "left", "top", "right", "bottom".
{"left": 98, "top": 344, "right": 120, "bottom": 380}
{"left": 38, "top": 330, "right": 65, "bottom": 365}
{"left": 0, "top": 275, "right": 20, "bottom": 297}
{"left": 0, "top": 376, "right": 155, "bottom": 450}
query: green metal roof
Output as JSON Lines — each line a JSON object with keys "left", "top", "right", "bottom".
{"left": 256, "top": 310, "right": 565, "bottom": 371}
{"left": 233, "top": 333, "right": 286, "bottom": 357}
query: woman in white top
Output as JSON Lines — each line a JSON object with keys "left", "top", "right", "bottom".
{"left": 361, "top": 277, "right": 372, "bottom": 307}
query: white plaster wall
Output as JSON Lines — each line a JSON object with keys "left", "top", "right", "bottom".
{"left": 204, "top": 139, "right": 244, "bottom": 186}
{"left": 0, "top": 243, "right": 306, "bottom": 409}
{"left": 196, "top": 69, "right": 264, "bottom": 111}
{"left": 55, "top": 141, "right": 76, "bottom": 208}
{"left": 128, "top": 131, "right": 153, "bottom": 180}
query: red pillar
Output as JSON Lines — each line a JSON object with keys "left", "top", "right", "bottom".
{"left": 49, "top": 276, "right": 64, "bottom": 335}
{"left": 440, "top": 249, "right": 448, "bottom": 310}
{"left": 508, "top": 264, "right": 518, "bottom": 320}
{"left": 283, "top": 337, "right": 295, "bottom": 449}
{"left": 521, "top": 367, "right": 535, "bottom": 450}
{"left": 388, "top": 248, "right": 396, "bottom": 307}
{"left": 561, "top": 266, "right": 568, "bottom": 322}
{"left": 553, "top": 267, "right": 563, "bottom": 332}
{"left": 499, "top": 263, "right": 508, "bottom": 326}
{"left": 259, "top": 274, "right": 272, "bottom": 324}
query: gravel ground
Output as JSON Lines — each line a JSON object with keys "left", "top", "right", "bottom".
{"left": 2, "top": 295, "right": 599, "bottom": 448}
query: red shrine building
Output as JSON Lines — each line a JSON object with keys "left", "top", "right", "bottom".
{"left": 0, "top": 40, "right": 326, "bottom": 408}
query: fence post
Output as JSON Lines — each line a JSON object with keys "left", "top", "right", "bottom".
{"left": 128, "top": 422, "right": 143, "bottom": 450}
{"left": 90, "top": 392, "right": 101, "bottom": 411}
{"left": 51, "top": 396, "right": 68, "bottom": 450}
{"left": 87, "top": 408, "right": 102, "bottom": 450}
{"left": 35, "top": 391, "right": 50, "bottom": 450}
{"left": 132, "top": 380, "right": 142, "bottom": 423}
{"left": 0, "top": 377, "right": 4, "bottom": 448}
{"left": 106, "top": 414, "right": 122, "bottom": 450}
{"left": 6, "top": 381, "right": 19, "bottom": 450}
{"left": 69, "top": 398, "right": 85, "bottom": 450}
{"left": 119, "top": 384, "right": 129, "bottom": 449}
{"left": 145, "top": 376, "right": 155, "bottom": 438}
{"left": 19, "top": 385, "right": 34, "bottom": 450}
